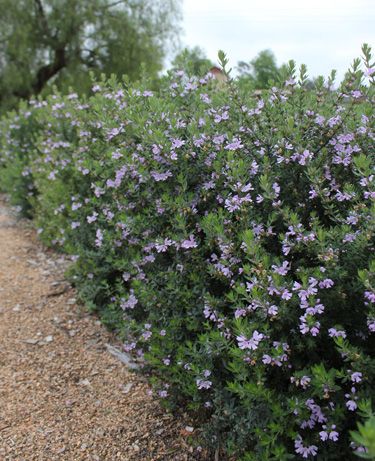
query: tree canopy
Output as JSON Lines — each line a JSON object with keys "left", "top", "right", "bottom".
{"left": 171, "top": 46, "right": 214, "bottom": 76}
{"left": 237, "top": 49, "right": 280, "bottom": 89}
{"left": 0, "top": 0, "right": 181, "bottom": 110}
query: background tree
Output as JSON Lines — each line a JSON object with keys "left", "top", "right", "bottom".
{"left": 0, "top": 0, "right": 181, "bottom": 111}
{"left": 237, "top": 49, "right": 280, "bottom": 89}
{"left": 171, "top": 46, "right": 214, "bottom": 76}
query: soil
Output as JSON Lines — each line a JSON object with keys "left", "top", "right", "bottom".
{"left": 0, "top": 200, "right": 203, "bottom": 461}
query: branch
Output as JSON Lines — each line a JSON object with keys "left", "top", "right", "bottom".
{"left": 31, "top": 45, "right": 67, "bottom": 95}
{"left": 33, "top": 0, "right": 52, "bottom": 40}
{"left": 102, "top": 0, "right": 126, "bottom": 9}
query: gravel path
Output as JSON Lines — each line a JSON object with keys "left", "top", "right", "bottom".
{"left": 0, "top": 201, "right": 199, "bottom": 460}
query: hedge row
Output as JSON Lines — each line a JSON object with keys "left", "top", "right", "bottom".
{"left": 1, "top": 48, "right": 374, "bottom": 460}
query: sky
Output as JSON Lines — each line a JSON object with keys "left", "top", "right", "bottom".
{"left": 180, "top": 0, "right": 375, "bottom": 81}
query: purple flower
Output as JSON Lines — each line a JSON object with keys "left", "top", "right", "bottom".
{"left": 235, "top": 308, "right": 247, "bottom": 318}
{"left": 319, "top": 279, "right": 334, "bottom": 289}
{"left": 181, "top": 235, "right": 198, "bottom": 249}
{"left": 294, "top": 436, "right": 318, "bottom": 458}
{"left": 87, "top": 212, "right": 98, "bottom": 223}
{"left": 200, "top": 93, "right": 211, "bottom": 104}
{"left": 151, "top": 171, "right": 172, "bottom": 181}
{"left": 300, "top": 376, "right": 311, "bottom": 389}
{"left": 123, "top": 342, "right": 136, "bottom": 352}
{"left": 285, "top": 78, "right": 296, "bottom": 86}
{"left": 281, "top": 289, "right": 292, "bottom": 300}
{"left": 350, "top": 372, "right": 362, "bottom": 383}
{"left": 272, "top": 261, "right": 290, "bottom": 276}
{"left": 367, "top": 319, "right": 375, "bottom": 332}
{"left": 142, "top": 330, "right": 152, "bottom": 341}
{"left": 155, "top": 238, "right": 173, "bottom": 253}
{"left": 320, "top": 425, "right": 339, "bottom": 442}
{"left": 171, "top": 138, "right": 185, "bottom": 149}
{"left": 329, "top": 427, "right": 339, "bottom": 442}
{"left": 237, "top": 330, "right": 264, "bottom": 350}
{"left": 95, "top": 229, "right": 103, "bottom": 247}
{"left": 225, "top": 138, "right": 243, "bottom": 151}
{"left": 343, "top": 233, "right": 357, "bottom": 243}
{"left": 268, "top": 305, "right": 278, "bottom": 316}
{"left": 120, "top": 293, "right": 138, "bottom": 310}
{"left": 106, "top": 126, "right": 124, "bottom": 140}
{"left": 196, "top": 379, "right": 212, "bottom": 389}
{"left": 262, "top": 354, "right": 272, "bottom": 364}
{"left": 328, "top": 328, "right": 347, "bottom": 339}
{"left": 72, "top": 202, "right": 82, "bottom": 211}
{"left": 364, "top": 291, "right": 375, "bottom": 303}
{"left": 346, "top": 400, "right": 357, "bottom": 411}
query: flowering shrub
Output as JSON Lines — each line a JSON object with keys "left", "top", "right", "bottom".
{"left": 0, "top": 46, "right": 374, "bottom": 459}
{"left": 0, "top": 100, "right": 45, "bottom": 216}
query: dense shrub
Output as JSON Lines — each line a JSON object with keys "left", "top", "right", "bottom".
{"left": 1, "top": 46, "right": 374, "bottom": 460}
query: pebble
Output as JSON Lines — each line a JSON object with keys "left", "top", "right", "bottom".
{"left": 120, "top": 383, "right": 133, "bottom": 394}
{"left": 23, "top": 339, "right": 39, "bottom": 345}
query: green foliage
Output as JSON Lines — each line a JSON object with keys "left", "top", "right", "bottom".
{"left": 237, "top": 49, "right": 280, "bottom": 89}
{"left": 351, "top": 401, "right": 375, "bottom": 459}
{"left": 0, "top": 45, "right": 374, "bottom": 460}
{"left": 0, "top": 0, "right": 181, "bottom": 111}
{"left": 171, "top": 46, "right": 214, "bottom": 76}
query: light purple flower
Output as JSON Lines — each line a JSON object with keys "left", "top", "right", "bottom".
{"left": 155, "top": 238, "right": 173, "bottom": 253}
{"left": 350, "top": 372, "right": 362, "bottom": 383}
{"left": 319, "top": 279, "right": 334, "bottom": 289}
{"left": 300, "top": 376, "right": 311, "bottom": 389}
{"left": 181, "top": 235, "right": 198, "bottom": 249}
{"left": 346, "top": 400, "right": 357, "bottom": 411}
{"left": 120, "top": 293, "right": 138, "bottom": 310}
{"left": 237, "top": 330, "right": 264, "bottom": 350}
{"left": 171, "top": 138, "right": 185, "bottom": 149}
{"left": 196, "top": 379, "right": 212, "bottom": 389}
{"left": 294, "top": 436, "right": 318, "bottom": 458}
{"left": 87, "top": 212, "right": 98, "bottom": 223}
{"left": 95, "top": 229, "right": 103, "bottom": 247}
{"left": 142, "top": 330, "right": 152, "bottom": 341}
{"left": 225, "top": 138, "right": 243, "bottom": 151}
{"left": 151, "top": 171, "right": 172, "bottom": 181}
{"left": 272, "top": 261, "right": 290, "bottom": 276}
{"left": 328, "top": 328, "right": 347, "bottom": 339}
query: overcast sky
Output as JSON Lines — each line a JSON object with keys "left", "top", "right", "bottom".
{"left": 180, "top": 0, "right": 375, "bottom": 81}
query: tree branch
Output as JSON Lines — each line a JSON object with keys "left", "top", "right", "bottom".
{"left": 102, "top": 0, "right": 126, "bottom": 9}
{"left": 33, "top": 0, "right": 52, "bottom": 40}
{"left": 31, "top": 45, "right": 67, "bottom": 95}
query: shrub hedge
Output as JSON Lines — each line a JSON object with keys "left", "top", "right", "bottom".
{"left": 1, "top": 47, "right": 374, "bottom": 460}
